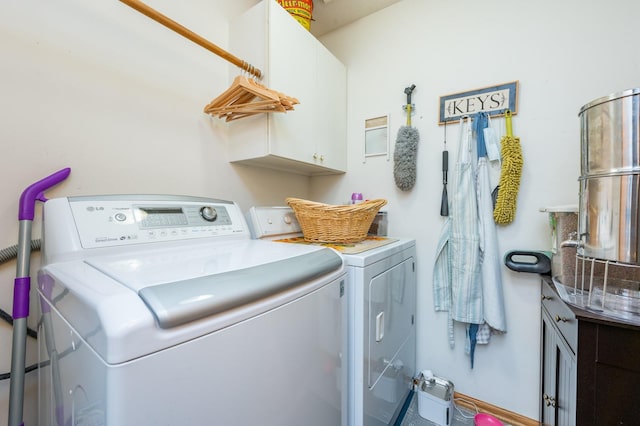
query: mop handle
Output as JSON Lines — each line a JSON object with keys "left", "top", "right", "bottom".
{"left": 14, "top": 167, "right": 71, "bottom": 313}
{"left": 19, "top": 167, "right": 71, "bottom": 221}
{"left": 505, "top": 110, "right": 513, "bottom": 137}
{"left": 9, "top": 168, "right": 71, "bottom": 426}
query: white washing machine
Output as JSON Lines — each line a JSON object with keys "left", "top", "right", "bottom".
{"left": 37, "top": 195, "right": 347, "bottom": 426}
{"left": 247, "top": 207, "right": 417, "bottom": 426}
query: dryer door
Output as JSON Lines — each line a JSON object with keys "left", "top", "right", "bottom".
{"left": 367, "top": 257, "right": 416, "bottom": 389}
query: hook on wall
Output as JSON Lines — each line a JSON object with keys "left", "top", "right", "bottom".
{"left": 402, "top": 84, "right": 416, "bottom": 116}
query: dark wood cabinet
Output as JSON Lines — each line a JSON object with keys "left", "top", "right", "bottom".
{"left": 541, "top": 277, "right": 640, "bottom": 425}
{"left": 541, "top": 279, "right": 577, "bottom": 426}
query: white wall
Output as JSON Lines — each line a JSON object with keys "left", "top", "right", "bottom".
{"left": 312, "top": 0, "right": 640, "bottom": 420}
{"left": 0, "top": 1, "right": 308, "bottom": 424}
{"left": 4, "top": 0, "right": 640, "bottom": 423}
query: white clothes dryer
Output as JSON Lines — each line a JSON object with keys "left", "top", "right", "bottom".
{"left": 37, "top": 195, "right": 347, "bottom": 426}
{"left": 247, "top": 207, "right": 417, "bottom": 426}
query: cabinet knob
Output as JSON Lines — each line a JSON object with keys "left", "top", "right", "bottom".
{"left": 555, "top": 314, "right": 569, "bottom": 323}
{"left": 541, "top": 295, "right": 552, "bottom": 301}
{"left": 313, "top": 153, "right": 318, "bottom": 160}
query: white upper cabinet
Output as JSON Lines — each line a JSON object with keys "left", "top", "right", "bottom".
{"left": 227, "top": 0, "right": 347, "bottom": 176}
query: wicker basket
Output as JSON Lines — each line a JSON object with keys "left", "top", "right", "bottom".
{"left": 286, "top": 197, "right": 387, "bottom": 243}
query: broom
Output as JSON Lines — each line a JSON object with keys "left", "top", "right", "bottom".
{"left": 394, "top": 84, "right": 419, "bottom": 191}
{"left": 493, "top": 110, "right": 523, "bottom": 224}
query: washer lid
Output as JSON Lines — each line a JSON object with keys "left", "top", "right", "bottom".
{"left": 85, "top": 240, "right": 342, "bottom": 328}
{"left": 139, "top": 249, "right": 341, "bottom": 328}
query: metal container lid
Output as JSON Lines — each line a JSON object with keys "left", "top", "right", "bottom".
{"left": 579, "top": 87, "right": 640, "bottom": 115}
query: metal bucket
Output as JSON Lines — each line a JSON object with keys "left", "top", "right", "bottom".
{"left": 578, "top": 88, "right": 640, "bottom": 264}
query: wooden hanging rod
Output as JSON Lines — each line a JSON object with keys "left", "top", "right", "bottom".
{"left": 119, "top": 0, "right": 263, "bottom": 79}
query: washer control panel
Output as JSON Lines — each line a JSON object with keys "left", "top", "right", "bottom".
{"left": 66, "top": 195, "right": 247, "bottom": 248}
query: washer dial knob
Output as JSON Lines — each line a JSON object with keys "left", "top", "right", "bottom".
{"left": 200, "top": 206, "right": 218, "bottom": 222}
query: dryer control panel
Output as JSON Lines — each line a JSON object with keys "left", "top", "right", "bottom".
{"left": 246, "top": 206, "right": 300, "bottom": 239}
{"left": 46, "top": 195, "right": 249, "bottom": 250}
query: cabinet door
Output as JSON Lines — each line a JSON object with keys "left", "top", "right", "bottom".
{"left": 576, "top": 320, "right": 640, "bottom": 425}
{"left": 555, "top": 330, "right": 576, "bottom": 426}
{"left": 541, "top": 309, "right": 557, "bottom": 425}
{"left": 267, "top": 1, "right": 317, "bottom": 163}
{"left": 227, "top": 0, "right": 347, "bottom": 175}
{"left": 541, "top": 308, "right": 576, "bottom": 426}
{"left": 314, "top": 43, "right": 347, "bottom": 171}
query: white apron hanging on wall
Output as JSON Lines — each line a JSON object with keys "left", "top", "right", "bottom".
{"left": 433, "top": 114, "right": 507, "bottom": 368}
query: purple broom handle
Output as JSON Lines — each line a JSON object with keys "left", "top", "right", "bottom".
{"left": 19, "top": 167, "right": 71, "bottom": 221}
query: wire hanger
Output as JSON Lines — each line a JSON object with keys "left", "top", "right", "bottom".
{"left": 119, "top": 0, "right": 298, "bottom": 121}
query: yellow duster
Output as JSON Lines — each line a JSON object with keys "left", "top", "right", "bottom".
{"left": 494, "top": 110, "right": 523, "bottom": 224}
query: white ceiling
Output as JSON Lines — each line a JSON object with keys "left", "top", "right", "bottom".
{"left": 309, "top": 0, "right": 403, "bottom": 36}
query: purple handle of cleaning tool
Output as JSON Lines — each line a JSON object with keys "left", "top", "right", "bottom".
{"left": 12, "top": 277, "right": 31, "bottom": 319}
{"left": 19, "top": 167, "right": 71, "bottom": 221}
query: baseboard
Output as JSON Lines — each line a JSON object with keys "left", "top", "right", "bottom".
{"left": 453, "top": 392, "right": 538, "bottom": 426}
